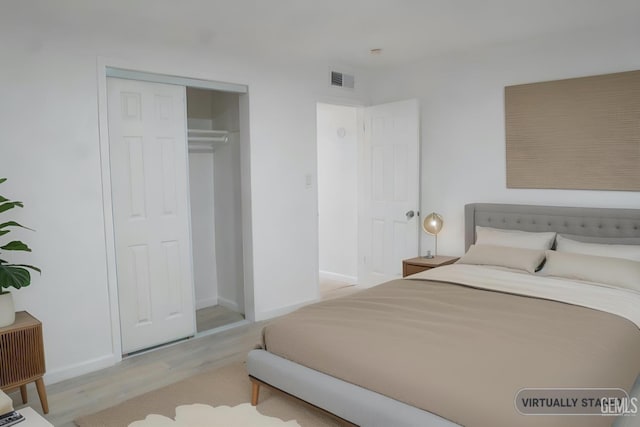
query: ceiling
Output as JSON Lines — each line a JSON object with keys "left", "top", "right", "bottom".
{"left": 4, "top": 0, "right": 640, "bottom": 68}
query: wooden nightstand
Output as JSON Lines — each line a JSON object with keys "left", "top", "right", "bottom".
{"left": 402, "top": 256, "right": 459, "bottom": 277}
{"left": 0, "top": 311, "right": 48, "bottom": 414}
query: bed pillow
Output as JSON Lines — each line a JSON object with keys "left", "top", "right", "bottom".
{"left": 475, "top": 226, "right": 556, "bottom": 250}
{"left": 539, "top": 250, "right": 640, "bottom": 292}
{"left": 556, "top": 235, "right": 640, "bottom": 262}
{"left": 457, "top": 244, "right": 546, "bottom": 273}
{"left": 559, "top": 233, "right": 640, "bottom": 245}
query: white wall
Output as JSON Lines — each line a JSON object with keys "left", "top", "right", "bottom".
{"left": 0, "top": 15, "right": 368, "bottom": 382}
{"left": 366, "top": 26, "right": 640, "bottom": 257}
{"left": 214, "top": 132, "right": 245, "bottom": 313}
{"left": 188, "top": 152, "right": 218, "bottom": 310}
{"left": 317, "top": 103, "right": 358, "bottom": 282}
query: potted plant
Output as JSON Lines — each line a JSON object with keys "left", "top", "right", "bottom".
{"left": 0, "top": 178, "right": 40, "bottom": 327}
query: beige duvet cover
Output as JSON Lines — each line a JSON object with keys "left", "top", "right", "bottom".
{"left": 261, "top": 269, "right": 640, "bottom": 427}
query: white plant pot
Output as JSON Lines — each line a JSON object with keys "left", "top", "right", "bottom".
{"left": 0, "top": 292, "right": 16, "bottom": 327}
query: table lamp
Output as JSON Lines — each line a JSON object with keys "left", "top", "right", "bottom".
{"left": 423, "top": 212, "right": 443, "bottom": 258}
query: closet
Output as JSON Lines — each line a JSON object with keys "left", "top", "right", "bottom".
{"left": 106, "top": 72, "right": 248, "bottom": 354}
{"left": 186, "top": 88, "right": 245, "bottom": 333}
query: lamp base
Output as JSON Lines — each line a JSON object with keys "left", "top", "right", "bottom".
{"left": 423, "top": 250, "right": 434, "bottom": 259}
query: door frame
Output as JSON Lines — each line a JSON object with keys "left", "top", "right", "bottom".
{"left": 96, "top": 57, "right": 255, "bottom": 361}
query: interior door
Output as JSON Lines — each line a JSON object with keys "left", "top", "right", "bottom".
{"left": 107, "top": 77, "right": 196, "bottom": 354}
{"left": 359, "top": 99, "right": 420, "bottom": 285}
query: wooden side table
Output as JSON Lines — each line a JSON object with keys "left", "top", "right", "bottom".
{"left": 402, "top": 255, "right": 459, "bottom": 277}
{"left": 0, "top": 311, "right": 49, "bottom": 414}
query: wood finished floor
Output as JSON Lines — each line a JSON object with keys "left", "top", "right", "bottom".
{"left": 9, "top": 322, "right": 266, "bottom": 427}
{"left": 6, "top": 279, "right": 358, "bottom": 427}
{"left": 319, "top": 279, "right": 358, "bottom": 300}
{"left": 196, "top": 305, "right": 245, "bottom": 333}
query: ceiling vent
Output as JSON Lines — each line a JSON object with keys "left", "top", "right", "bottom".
{"left": 330, "top": 71, "right": 355, "bottom": 89}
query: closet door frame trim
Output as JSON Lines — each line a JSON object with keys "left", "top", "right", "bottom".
{"left": 106, "top": 67, "right": 248, "bottom": 94}
{"left": 97, "top": 57, "right": 254, "bottom": 363}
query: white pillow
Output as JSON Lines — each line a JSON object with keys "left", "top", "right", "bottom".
{"left": 539, "top": 250, "right": 640, "bottom": 293}
{"left": 475, "top": 226, "right": 556, "bottom": 250}
{"left": 457, "top": 244, "right": 546, "bottom": 273}
{"left": 556, "top": 235, "right": 640, "bottom": 262}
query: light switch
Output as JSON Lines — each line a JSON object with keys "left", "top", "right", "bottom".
{"left": 305, "top": 174, "right": 313, "bottom": 189}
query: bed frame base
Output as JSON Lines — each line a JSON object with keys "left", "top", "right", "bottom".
{"left": 249, "top": 375, "right": 357, "bottom": 426}
{"left": 247, "top": 349, "right": 458, "bottom": 427}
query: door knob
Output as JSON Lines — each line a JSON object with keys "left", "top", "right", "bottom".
{"left": 405, "top": 210, "right": 415, "bottom": 219}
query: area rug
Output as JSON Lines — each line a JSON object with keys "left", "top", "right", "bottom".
{"left": 75, "top": 361, "right": 342, "bottom": 427}
{"left": 128, "top": 403, "right": 300, "bottom": 426}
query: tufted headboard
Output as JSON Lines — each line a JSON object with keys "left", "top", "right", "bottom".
{"left": 465, "top": 203, "right": 640, "bottom": 251}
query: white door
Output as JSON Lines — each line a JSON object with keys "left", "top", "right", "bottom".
{"left": 359, "top": 99, "right": 420, "bottom": 285}
{"left": 107, "top": 77, "right": 196, "bottom": 354}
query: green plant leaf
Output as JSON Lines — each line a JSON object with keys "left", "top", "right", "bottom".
{"left": 0, "top": 265, "right": 31, "bottom": 290}
{"left": 0, "top": 179, "right": 39, "bottom": 289}
{"left": 0, "top": 241, "right": 31, "bottom": 251}
{"left": 0, "top": 201, "right": 23, "bottom": 213}
{"left": 0, "top": 221, "right": 32, "bottom": 231}
{"left": 11, "top": 264, "right": 41, "bottom": 274}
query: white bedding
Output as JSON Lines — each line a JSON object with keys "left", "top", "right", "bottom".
{"left": 410, "top": 264, "right": 640, "bottom": 329}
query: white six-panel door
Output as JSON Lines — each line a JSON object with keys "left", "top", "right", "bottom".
{"left": 359, "top": 99, "right": 420, "bottom": 285}
{"left": 107, "top": 77, "right": 195, "bottom": 354}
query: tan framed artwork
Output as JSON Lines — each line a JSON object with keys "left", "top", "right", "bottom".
{"left": 505, "top": 70, "right": 640, "bottom": 191}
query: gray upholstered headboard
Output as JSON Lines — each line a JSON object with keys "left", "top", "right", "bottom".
{"left": 465, "top": 203, "right": 640, "bottom": 251}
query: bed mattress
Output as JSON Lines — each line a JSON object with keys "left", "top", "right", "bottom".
{"left": 260, "top": 265, "right": 640, "bottom": 427}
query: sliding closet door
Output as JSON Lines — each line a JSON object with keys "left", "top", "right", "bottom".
{"left": 107, "top": 77, "right": 195, "bottom": 354}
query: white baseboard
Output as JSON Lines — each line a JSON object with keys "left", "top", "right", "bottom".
{"left": 217, "top": 296, "right": 240, "bottom": 312}
{"left": 319, "top": 271, "right": 357, "bottom": 284}
{"left": 195, "top": 319, "right": 250, "bottom": 338}
{"left": 195, "top": 296, "right": 218, "bottom": 310}
{"left": 255, "top": 297, "right": 319, "bottom": 322}
{"left": 44, "top": 353, "right": 117, "bottom": 385}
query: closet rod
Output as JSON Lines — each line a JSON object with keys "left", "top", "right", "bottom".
{"left": 187, "top": 129, "right": 228, "bottom": 136}
{"left": 188, "top": 136, "right": 229, "bottom": 143}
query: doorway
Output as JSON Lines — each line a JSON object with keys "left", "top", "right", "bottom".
{"left": 186, "top": 88, "right": 246, "bottom": 333}
{"left": 316, "top": 99, "right": 421, "bottom": 294}
{"left": 316, "top": 103, "right": 359, "bottom": 296}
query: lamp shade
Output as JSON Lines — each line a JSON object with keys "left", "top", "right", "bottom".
{"left": 423, "top": 212, "right": 443, "bottom": 235}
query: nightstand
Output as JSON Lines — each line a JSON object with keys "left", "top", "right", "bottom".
{"left": 0, "top": 312, "right": 48, "bottom": 414}
{"left": 402, "top": 255, "right": 459, "bottom": 277}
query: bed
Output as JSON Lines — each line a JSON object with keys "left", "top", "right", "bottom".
{"left": 247, "top": 203, "right": 640, "bottom": 427}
